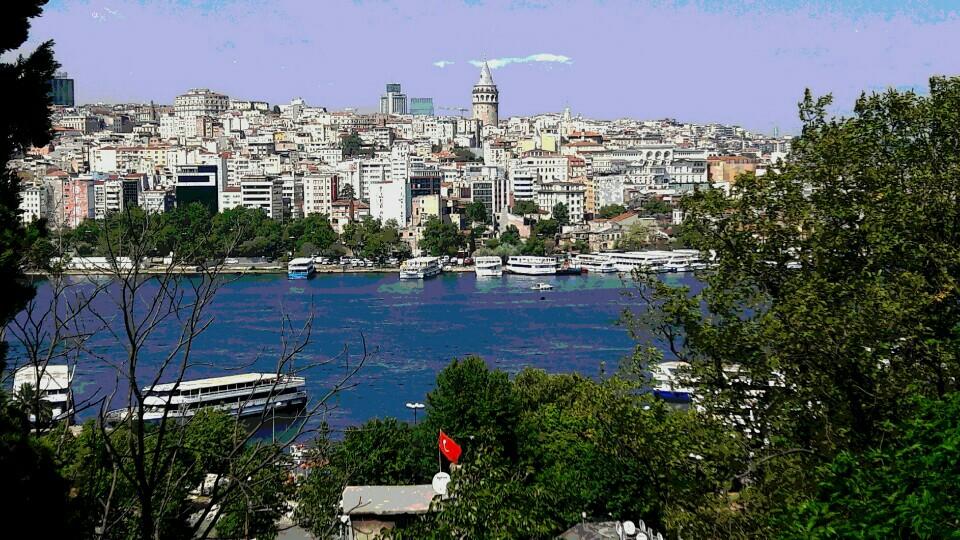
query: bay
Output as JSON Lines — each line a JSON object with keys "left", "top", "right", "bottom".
{"left": 12, "top": 271, "right": 698, "bottom": 430}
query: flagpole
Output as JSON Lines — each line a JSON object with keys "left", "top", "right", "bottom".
{"left": 438, "top": 431, "right": 442, "bottom": 472}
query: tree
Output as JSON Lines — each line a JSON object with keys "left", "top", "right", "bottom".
{"left": 785, "top": 393, "right": 960, "bottom": 538}
{"left": 511, "top": 200, "right": 539, "bottom": 216}
{"left": 340, "top": 131, "right": 363, "bottom": 157}
{"left": 499, "top": 225, "right": 521, "bottom": 246}
{"left": 639, "top": 197, "right": 671, "bottom": 216}
{"left": 339, "top": 182, "right": 356, "bottom": 201}
{"left": 520, "top": 235, "right": 546, "bottom": 256}
{"left": 0, "top": 2, "right": 71, "bottom": 535}
{"left": 533, "top": 218, "right": 559, "bottom": 238}
{"left": 451, "top": 147, "right": 479, "bottom": 162}
{"left": 597, "top": 204, "right": 627, "bottom": 219}
{"left": 465, "top": 201, "right": 488, "bottom": 225}
{"left": 420, "top": 216, "right": 464, "bottom": 257}
{"left": 615, "top": 221, "right": 654, "bottom": 250}
{"left": 424, "top": 356, "right": 518, "bottom": 458}
{"left": 625, "top": 77, "right": 960, "bottom": 534}
{"left": 551, "top": 202, "right": 570, "bottom": 226}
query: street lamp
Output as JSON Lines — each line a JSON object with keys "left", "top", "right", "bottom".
{"left": 405, "top": 402, "right": 425, "bottom": 424}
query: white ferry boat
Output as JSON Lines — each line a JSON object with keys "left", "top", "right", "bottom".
{"left": 505, "top": 256, "right": 558, "bottom": 275}
{"left": 575, "top": 254, "right": 617, "bottom": 273}
{"left": 287, "top": 257, "right": 316, "bottom": 279}
{"left": 106, "top": 373, "right": 307, "bottom": 423}
{"left": 602, "top": 251, "right": 670, "bottom": 273}
{"left": 12, "top": 364, "right": 74, "bottom": 423}
{"left": 650, "top": 361, "right": 694, "bottom": 403}
{"left": 399, "top": 256, "right": 442, "bottom": 280}
{"left": 474, "top": 256, "right": 503, "bottom": 277}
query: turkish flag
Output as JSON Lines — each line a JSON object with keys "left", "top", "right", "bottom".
{"left": 438, "top": 430, "right": 462, "bottom": 464}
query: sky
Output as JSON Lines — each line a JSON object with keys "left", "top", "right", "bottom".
{"left": 14, "top": 0, "right": 960, "bottom": 133}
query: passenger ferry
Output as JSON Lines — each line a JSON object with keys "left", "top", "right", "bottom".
{"left": 399, "top": 256, "right": 442, "bottom": 280}
{"left": 603, "top": 251, "right": 670, "bottom": 273}
{"left": 505, "top": 256, "right": 558, "bottom": 275}
{"left": 650, "top": 361, "right": 694, "bottom": 403}
{"left": 106, "top": 373, "right": 307, "bottom": 423}
{"left": 287, "top": 257, "right": 316, "bottom": 279}
{"left": 12, "top": 364, "right": 74, "bottom": 424}
{"left": 474, "top": 256, "right": 503, "bottom": 277}
{"left": 575, "top": 253, "right": 617, "bottom": 273}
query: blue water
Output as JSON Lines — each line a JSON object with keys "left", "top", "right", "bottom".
{"left": 11, "top": 272, "right": 698, "bottom": 430}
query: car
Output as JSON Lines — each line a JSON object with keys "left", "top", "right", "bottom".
{"left": 225, "top": 258, "right": 239, "bottom": 265}
{"left": 387, "top": 257, "right": 399, "bottom": 265}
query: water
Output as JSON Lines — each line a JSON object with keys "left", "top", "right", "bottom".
{"left": 10, "top": 271, "right": 698, "bottom": 430}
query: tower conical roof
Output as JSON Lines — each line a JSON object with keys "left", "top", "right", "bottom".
{"left": 477, "top": 62, "right": 495, "bottom": 86}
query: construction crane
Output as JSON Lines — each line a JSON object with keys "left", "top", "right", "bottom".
{"left": 437, "top": 105, "right": 470, "bottom": 117}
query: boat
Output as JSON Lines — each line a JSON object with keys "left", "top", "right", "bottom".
{"left": 650, "top": 361, "right": 694, "bottom": 403}
{"left": 399, "top": 256, "right": 442, "bottom": 280}
{"left": 474, "top": 256, "right": 503, "bottom": 277}
{"left": 603, "top": 251, "right": 671, "bottom": 273}
{"left": 105, "top": 372, "right": 307, "bottom": 423}
{"left": 12, "top": 364, "right": 74, "bottom": 424}
{"left": 575, "top": 253, "right": 617, "bottom": 273}
{"left": 287, "top": 257, "right": 316, "bottom": 279}
{"left": 531, "top": 282, "right": 554, "bottom": 291}
{"left": 505, "top": 256, "right": 558, "bottom": 275}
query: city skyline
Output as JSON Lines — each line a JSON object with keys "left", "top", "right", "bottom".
{"left": 13, "top": 0, "right": 960, "bottom": 133}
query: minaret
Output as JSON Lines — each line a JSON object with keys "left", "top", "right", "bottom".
{"left": 472, "top": 62, "right": 499, "bottom": 127}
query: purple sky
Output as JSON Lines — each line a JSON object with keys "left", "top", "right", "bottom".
{"left": 16, "top": 0, "right": 960, "bottom": 133}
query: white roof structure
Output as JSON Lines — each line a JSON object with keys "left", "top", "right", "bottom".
{"left": 341, "top": 485, "right": 439, "bottom": 516}
{"left": 13, "top": 365, "right": 71, "bottom": 393}
{"left": 148, "top": 373, "right": 282, "bottom": 392}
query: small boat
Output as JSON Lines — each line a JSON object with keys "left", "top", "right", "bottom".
{"left": 530, "top": 282, "right": 554, "bottom": 291}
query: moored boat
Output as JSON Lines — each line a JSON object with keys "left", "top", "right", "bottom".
{"left": 575, "top": 254, "right": 617, "bottom": 273}
{"left": 506, "top": 256, "right": 558, "bottom": 275}
{"left": 12, "top": 364, "right": 74, "bottom": 424}
{"left": 287, "top": 257, "right": 316, "bottom": 279}
{"left": 399, "top": 257, "right": 442, "bottom": 280}
{"left": 474, "top": 256, "right": 503, "bottom": 277}
{"left": 105, "top": 373, "right": 307, "bottom": 423}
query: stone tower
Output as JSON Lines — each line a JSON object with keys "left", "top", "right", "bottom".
{"left": 471, "top": 62, "right": 499, "bottom": 127}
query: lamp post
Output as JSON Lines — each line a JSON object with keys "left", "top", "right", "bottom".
{"left": 405, "top": 402, "right": 425, "bottom": 425}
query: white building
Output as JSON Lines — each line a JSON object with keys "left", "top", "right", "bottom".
{"left": 302, "top": 172, "right": 339, "bottom": 217}
{"left": 18, "top": 184, "right": 47, "bottom": 224}
{"left": 537, "top": 181, "right": 586, "bottom": 224}
{"left": 174, "top": 88, "right": 229, "bottom": 138}
{"left": 368, "top": 180, "right": 411, "bottom": 226}
{"left": 240, "top": 174, "right": 283, "bottom": 219}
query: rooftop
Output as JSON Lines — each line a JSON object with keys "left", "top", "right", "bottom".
{"left": 341, "top": 485, "right": 438, "bottom": 516}
{"left": 148, "top": 372, "right": 283, "bottom": 392}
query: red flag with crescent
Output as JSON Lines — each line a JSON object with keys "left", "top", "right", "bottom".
{"left": 438, "top": 430, "right": 462, "bottom": 464}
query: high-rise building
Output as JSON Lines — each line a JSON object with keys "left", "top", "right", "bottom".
{"left": 175, "top": 164, "right": 221, "bottom": 213}
{"left": 49, "top": 72, "right": 75, "bottom": 107}
{"left": 410, "top": 97, "right": 434, "bottom": 116}
{"left": 471, "top": 62, "right": 499, "bottom": 127}
{"left": 379, "top": 83, "right": 408, "bottom": 115}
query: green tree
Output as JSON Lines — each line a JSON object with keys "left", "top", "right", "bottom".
{"left": 511, "top": 200, "right": 540, "bottom": 216}
{"left": 340, "top": 131, "right": 364, "bottom": 157}
{"left": 419, "top": 216, "right": 464, "bottom": 257}
{"left": 465, "top": 201, "right": 488, "bottom": 225}
{"left": 551, "top": 202, "right": 570, "bottom": 226}
{"left": 786, "top": 393, "right": 960, "bottom": 539}
{"left": 520, "top": 235, "right": 546, "bottom": 256}
{"left": 499, "top": 224, "right": 521, "bottom": 246}
{"left": 451, "top": 146, "right": 479, "bottom": 162}
{"left": 0, "top": 3, "right": 71, "bottom": 535}
{"left": 597, "top": 204, "right": 627, "bottom": 219}
{"left": 533, "top": 218, "right": 558, "bottom": 238}
{"left": 424, "top": 356, "right": 519, "bottom": 459}
{"left": 626, "top": 77, "right": 960, "bottom": 535}
{"left": 639, "top": 197, "right": 671, "bottom": 216}
{"left": 339, "top": 182, "right": 356, "bottom": 201}
{"left": 615, "top": 221, "right": 654, "bottom": 250}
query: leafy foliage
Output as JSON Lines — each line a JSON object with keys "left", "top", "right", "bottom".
{"left": 420, "top": 216, "right": 464, "bottom": 257}
{"left": 511, "top": 200, "right": 539, "bottom": 216}
{"left": 551, "top": 202, "right": 569, "bottom": 226}
{"left": 465, "top": 201, "right": 488, "bottom": 225}
{"left": 597, "top": 204, "right": 627, "bottom": 219}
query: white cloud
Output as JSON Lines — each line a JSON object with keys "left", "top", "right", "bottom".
{"left": 433, "top": 60, "right": 455, "bottom": 68}
{"left": 469, "top": 53, "right": 572, "bottom": 69}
